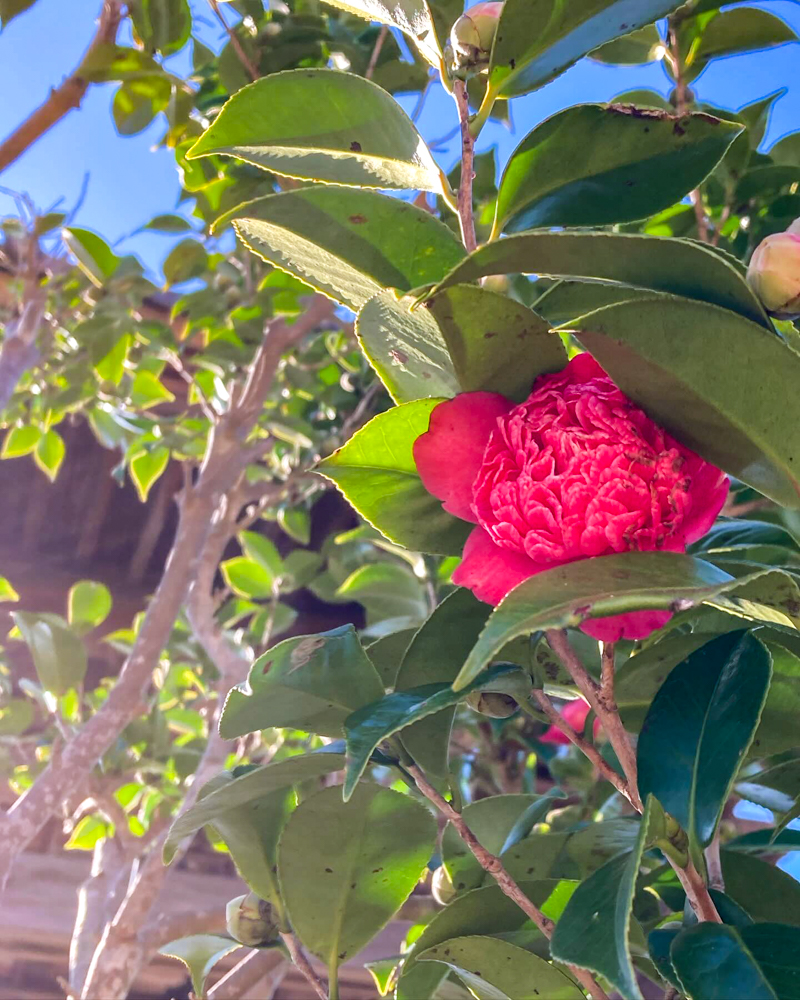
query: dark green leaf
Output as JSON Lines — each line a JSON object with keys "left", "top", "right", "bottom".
{"left": 590, "top": 24, "right": 662, "bottom": 64}
{"left": 222, "top": 187, "right": 464, "bottom": 311}
{"left": 220, "top": 625, "right": 385, "bottom": 739}
{"left": 429, "top": 231, "right": 768, "bottom": 328}
{"left": 365, "top": 628, "right": 416, "bottom": 690}
{"left": 454, "top": 553, "right": 740, "bottom": 690}
{"left": 278, "top": 783, "right": 436, "bottom": 968}
{"left": 419, "top": 935, "right": 583, "bottom": 999}
{"left": 317, "top": 398, "right": 472, "bottom": 556}
{"left": 188, "top": 70, "right": 447, "bottom": 194}
{"left": 12, "top": 612, "right": 87, "bottom": 696}
{"left": 493, "top": 105, "right": 742, "bottom": 236}
{"left": 726, "top": 829, "right": 800, "bottom": 855}
{"left": 637, "top": 631, "right": 771, "bottom": 853}
{"left": 0, "top": 0, "right": 36, "bottom": 28}
{"left": 721, "top": 851, "right": 800, "bottom": 927}
{"left": 550, "top": 797, "right": 665, "bottom": 1000}
{"left": 129, "top": 0, "right": 192, "bottom": 55}
{"left": 163, "top": 749, "right": 348, "bottom": 862}
{"left": 573, "top": 295, "right": 800, "bottom": 508}
{"left": 692, "top": 8, "right": 797, "bottom": 66}
{"left": 141, "top": 213, "right": 193, "bottom": 233}
{"left": 424, "top": 284, "right": 567, "bottom": 401}
{"left": 343, "top": 663, "right": 531, "bottom": 798}
{"left": 163, "top": 239, "right": 207, "bottom": 285}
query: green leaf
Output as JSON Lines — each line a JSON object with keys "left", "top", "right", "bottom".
{"left": 424, "top": 284, "right": 567, "bottom": 402}
{"left": 429, "top": 230, "right": 768, "bottom": 329}
{"left": 343, "top": 663, "right": 531, "bottom": 799}
{"left": 486, "top": 0, "right": 685, "bottom": 99}
{"left": 356, "top": 290, "right": 459, "bottom": 404}
{"left": 691, "top": 8, "right": 797, "bottom": 67}
{"left": 550, "top": 796, "right": 665, "bottom": 1000}
{"left": 590, "top": 23, "right": 662, "bottom": 64}
{"left": 726, "top": 829, "right": 800, "bottom": 855}
{"left": 1, "top": 425, "right": 42, "bottom": 458}
{"left": 129, "top": 0, "right": 192, "bottom": 55}
{"left": 112, "top": 76, "right": 171, "bottom": 136}
{"left": 163, "top": 749, "right": 348, "bottom": 863}
{"left": 218, "top": 187, "right": 464, "bottom": 311}
{"left": 335, "top": 563, "right": 428, "bottom": 623}
{"left": 12, "top": 611, "right": 88, "bottom": 695}
{"left": 277, "top": 783, "right": 436, "bottom": 970}
{"left": 160, "top": 935, "right": 240, "bottom": 1000}
{"left": 670, "top": 923, "right": 800, "bottom": 1000}
{"left": 0, "top": 699, "right": 34, "bottom": 736}
{"left": 220, "top": 557, "right": 274, "bottom": 599}
{"left": 365, "top": 629, "right": 416, "bottom": 690}
{"left": 637, "top": 632, "right": 771, "bottom": 856}
{"left": 419, "top": 935, "right": 583, "bottom": 999}
{"left": 141, "top": 213, "right": 193, "bottom": 233}
{"left": 319, "top": 0, "right": 444, "bottom": 66}
{"left": 721, "top": 852, "right": 800, "bottom": 927}
{"left": 454, "top": 553, "right": 740, "bottom": 690}
{"left": 220, "top": 625, "right": 385, "bottom": 739}
{"left": 187, "top": 70, "right": 448, "bottom": 195}
{"left": 163, "top": 239, "right": 208, "bottom": 285}
{"left": 65, "top": 814, "right": 110, "bottom": 851}
{"left": 277, "top": 507, "right": 310, "bottom": 546}
{"left": 573, "top": 295, "right": 800, "bottom": 508}
{"left": 129, "top": 447, "right": 170, "bottom": 502}
{"left": 130, "top": 370, "right": 176, "bottom": 409}
{"left": 397, "top": 879, "right": 577, "bottom": 1000}
{"left": 493, "top": 105, "right": 742, "bottom": 236}
{"left": 62, "top": 227, "right": 120, "bottom": 287}
{"left": 0, "top": 576, "right": 19, "bottom": 602}
{"left": 748, "top": 641, "right": 800, "bottom": 759}
{"left": 94, "top": 334, "right": 130, "bottom": 385}
{"left": 317, "top": 398, "right": 472, "bottom": 556}
{"left": 238, "top": 531, "right": 285, "bottom": 581}
{"left": 33, "top": 429, "right": 65, "bottom": 481}
{"left": 771, "top": 131, "right": 800, "bottom": 167}
{"left": 0, "top": 0, "right": 36, "bottom": 28}
{"left": 394, "top": 588, "right": 493, "bottom": 777}
{"left": 68, "top": 581, "right": 112, "bottom": 631}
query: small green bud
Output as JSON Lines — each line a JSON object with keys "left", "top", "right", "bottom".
{"left": 449, "top": 2, "right": 504, "bottom": 73}
{"left": 225, "top": 891, "right": 281, "bottom": 947}
{"left": 432, "top": 865, "right": 457, "bottom": 905}
{"left": 465, "top": 690, "right": 518, "bottom": 718}
{"left": 747, "top": 218, "right": 800, "bottom": 318}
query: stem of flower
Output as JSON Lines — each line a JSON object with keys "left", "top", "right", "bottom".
{"left": 452, "top": 79, "right": 478, "bottom": 253}
{"left": 405, "top": 763, "right": 611, "bottom": 1000}
{"left": 280, "top": 933, "right": 327, "bottom": 1000}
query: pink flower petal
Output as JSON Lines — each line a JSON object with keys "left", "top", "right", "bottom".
{"left": 580, "top": 609, "right": 673, "bottom": 642}
{"left": 414, "top": 392, "right": 512, "bottom": 523}
{"left": 540, "top": 698, "right": 601, "bottom": 745}
{"left": 452, "top": 526, "right": 542, "bottom": 605}
{"left": 682, "top": 464, "right": 730, "bottom": 545}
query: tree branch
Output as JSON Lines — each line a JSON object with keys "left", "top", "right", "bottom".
{"left": 0, "top": 0, "right": 123, "bottom": 174}
{"left": 452, "top": 79, "right": 477, "bottom": 253}
{"left": 208, "top": 0, "right": 259, "bottom": 82}
{"left": 406, "top": 763, "right": 610, "bottom": 1000}
{"left": 280, "top": 933, "right": 328, "bottom": 1000}
{"left": 208, "top": 949, "right": 288, "bottom": 1000}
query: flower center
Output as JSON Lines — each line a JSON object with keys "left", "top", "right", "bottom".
{"left": 471, "top": 364, "right": 694, "bottom": 565}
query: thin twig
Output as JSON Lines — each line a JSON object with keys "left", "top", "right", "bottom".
{"left": 208, "top": 0, "right": 259, "bottom": 82}
{"left": 365, "top": 25, "right": 388, "bottom": 80}
{"left": 452, "top": 79, "right": 477, "bottom": 253}
{"left": 280, "top": 933, "right": 327, "bottom": 1000}
{"left": 705, "top": 833, "right": 725, "bottom": 892}
{"left": 406, "top": 763, "right": 610, "bottom": 1000}
{"left": 208, "top": 948, "right": 287, "bottom": 999}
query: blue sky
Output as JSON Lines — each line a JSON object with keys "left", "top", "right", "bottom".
{"left": 1, "top": 0, "right": 799, "bottom": 280}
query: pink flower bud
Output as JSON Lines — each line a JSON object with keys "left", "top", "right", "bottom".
{"left": 450, "top": 2, "right": 504, "bottom": 71}
{"left": 746, "top": 220, "right": 800, "bottom": 318}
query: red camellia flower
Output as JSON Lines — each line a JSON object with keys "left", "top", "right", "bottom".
{"left": 414, "top": 354, "right": 729, "bottom": 641}
{"left": 540, "top": 699, "right": 600, "bottom": 745}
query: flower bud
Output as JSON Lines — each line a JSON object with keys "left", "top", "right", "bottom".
{"left": 225, "top": 892, "right": 280, "bottom": 947}
{"left": 465, "top": 690, "right": 518, "bottom": 718}
{"left": 746, "top": 220, "right": 800, "bottom": 318}
{"left": 431, "top": 864, "right": 457, "bottom": 905}
{"left": 449, "top": 2, "right": 504, "bottom": 73}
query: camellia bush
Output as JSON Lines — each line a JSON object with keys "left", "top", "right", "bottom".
{"left": 3, "top": 0, "right": 800, "bottom": 998}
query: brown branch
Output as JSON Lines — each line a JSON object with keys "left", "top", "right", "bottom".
{"left": 280, "top": 933, "right": 328, "bottom": 1000}
{"left": 705, "top": 833, "right": 725, "bottom": 892}
{"left": 406, "top": 764, "right": 610, "bottom": 1000}
{"left": 0, "top": 0, "right": 123, "bottom": 174}
{"left": 208, "top": 0, "right": 259, "bottom": 82}
{"left": 452, "top": 79, "right": 477, "bottom": 253}
{"left": 365, "top": 25, "right": 388, "bottom": 80}
{"left": 208, "top": 949, "right": 288, "bottom": 1000}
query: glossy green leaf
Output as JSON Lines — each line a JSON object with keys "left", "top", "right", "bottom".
{"left": 455, "top": 553, "right": 740, "bottom": 690}
{"left": 670, "top": 923, "right": 800, "bottom": 1000}
{"left": 188, "top": 70, "right": 447, "bottom": 194}
{"left": 419, "top": 935, "right": 583, "bottom": 999}
{"left": 68, "top": 581, "right": 112, "bottom": 631}
{"left": 238, "top": 531, "right": 284, "bottom": 581}
{"left": 320, "top": 0, "right": 443, "bottom": 66}
{"left": 62, "top": 227, "right": 120, "bottom": 287}
{"left": 220, "top": 557, "right": 275, "bottom": 599}
{"left": 217, "top": 187, "right": 464, "bottom": 311}
{"left": 277, "top": 507, "right": 310, "bottom": 546}
{"left": 164, "top": 749, "right": 348, "bottom": 862}
{"left": 550, "top": 797, "right": 664, "bottom": 1000}
{"left": 2, "top": 425, "right": 42, "bottom": 458}
{"left": 721, "top": 852, "right": 800, "bottom": 927}
{"left": 160, "top": 935, "right": 240, "bottom": 999}
{"left": 423, "top": 284, "right": 567, "bottom": 401}
{"left": 34, "top": 429, "right": 65, "bottom": 482}
{"left": 220, "top": 625, "right": 385, "bottom": 739}
{"left": 12, "top": 611, "right": 87, "bottom": 695}
{"left": 396, "top": 879, "right": 577, "bottom": 1000}
{"left": 493, "top": 105, "right": 741, "bottom": 236}
{"left": 429, "top": 230, "right": 768, "bottom": 328}
{"left": 278, "top": 783, "right": 436, "bottom": 970}
{"left": 486, "top": 0, "right": 686, "bottom": 99}
{"left": 590, "top": 24, "right": 662, "bottom": 64}
{"left": 343, "top": 663, "right": 531, "bottom": 798}
{"left": 573, "top": 295, "right": 800, "bottom": 508}
{"left": 317, "top": 398, "right": 472, "bottom": 556}
{"left": 356, "top": 289, "right": 458, "bottom": 404}
{"left": 395, "top": 588, "right": 492, "bottom": 778}
{"left": 129, "top": 447, "right": 170, "bottom": 502}
{"left": 637, "top": 631, "right": 770, "bottom": 853}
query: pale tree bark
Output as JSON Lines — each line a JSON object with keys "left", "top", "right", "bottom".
{"left": 208, "top": 950, "right": 289, "bottom": 1000}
